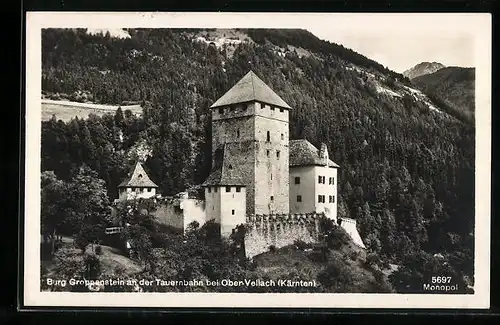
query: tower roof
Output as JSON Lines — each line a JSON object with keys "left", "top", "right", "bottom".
{"left": 289, "top": 139, "right": 340, "bottom": 168}
{"left": 202, "top": 143, "right": 249, "bottom": 187}
{"left": 210, "top": 70, "right": 291, "bottom": 109}
{"left": 118, "top": 162, "right": 159, "bottom": 188}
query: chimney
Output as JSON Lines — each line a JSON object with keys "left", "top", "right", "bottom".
{"left": 319, "top": 143, "right": 329, "bottom": 166}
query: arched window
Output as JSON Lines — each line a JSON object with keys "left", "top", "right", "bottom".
{"left": 266, "top": 131, "right": 270, "bottom": 142}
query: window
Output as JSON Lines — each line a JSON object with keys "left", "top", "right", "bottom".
{"left": 271, "top": 174, "right": 272, "bottom": 180}
{"left": 208, "top": 187, "right": 211, "bottom": 193}
{"left": 294, "top": 177, "right": 300, "bottom": 184}
{"left": 331, "top": 177, "right": 335, "bottom": 185}
{"left": 329, "top": 195, "right": 333, "bottom": 203}
{"left": 332, "top": 195, "right": 335, "bottom": 203}
{"left": 228, "top": 164, "right": 233, "bottom": 170}
{"left": 260, "top": 102, "right": 264, "bottom": 109}
{"left": 237, "top": 129, "right": 240, "bottom": 138}
{"left": 318, "top": 195, "right": 325, "bottom": 203}
{"left": 236, "top": 186, "right": 241, "bottom": 192}
{"left": 297, "top": 195, "right": 302, "bottom": 202}
{"left": 276, "top": 150, "right": 280, "bottom": 159}
{"left": 219, "top": 108, "right": 224, "bottom": 114}
{"left": 318, "top": 176, "right": 321, "bottom": 184}
{"left": 270, "top": 106, "right": 275, "bottom": 111}
{"left": 281, "top": 133, "right": 284, "bottom": 140}
{"left": 226, "top": 186, "right": 231, "bottom": 192}
{"left": 232, "top": 209, "right": 235, "bottom": 215}
{"left": 270, "top": 196, "right": 274, "bottom": 202}
{"left": 318, "top": 176, "right": 325, "bottom": 184}
{"left": 280, "top": 108, "right": 284, "bottom": 113}
{"left": 267, "top": 150, "right": 270, "bottom": 157}
{"left": 148, "top": 188, "right": 152, "bottom": 192}
{"left": 214, "top": 187, "right": 218, "bottom": 193}
{"left": 266, "top": 131, "right": 270, "bottom": 142}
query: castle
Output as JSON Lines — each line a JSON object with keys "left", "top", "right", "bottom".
{"left": 116, "top": 71, "right": 365, "bottom": 257}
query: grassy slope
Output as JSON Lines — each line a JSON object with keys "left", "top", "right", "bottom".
{"left": 42, "top": 100, "right": 142, "bottom": 122}
{"left": 42, "top": 236, "right": 143, "bottom": 279}
{"left": 253, "top": 241, "right": 395, "bottom": 293}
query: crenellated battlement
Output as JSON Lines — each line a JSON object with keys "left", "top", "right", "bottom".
{"left": 242, "top": 212, "right": 326, "bottom": 258}
{"left": 245, "top": 212, "right": 325, "bottom": 224}
{"left": 338, "top": 217, "right": 357, "bottom": 225}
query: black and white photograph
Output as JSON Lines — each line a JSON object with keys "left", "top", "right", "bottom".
{"left": 24, "top": 12, "right": 491, "bottom": 308}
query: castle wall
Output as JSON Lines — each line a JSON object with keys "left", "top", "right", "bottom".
{"left": 205, "top": 186, "right": 221, "bottom": 224}
{"left": 243, "top": 213, "right": 321, "bottom": 258}
{"left": 181, "top": 199, "right": 207, "bottom": 230}
{"left": 253, "top": 113, "right": 289, "bottom": 215}
{"left": 338, "top": 217, "right": 366, "bottom": 248}
{"left": 222, "top": 141, "right": 256, "bottom": 216}
{"left": 153, "top": 197, "right": 206, "bottom": 231}
{"left": 219, "top": 186, "right": 247, "bottom": 235}
{"left": 118, "top": 187, "right": 156, "bottom": 201}
{"left": 254, "top": 102, "right": 289, "bottom": 122}
{"left": 211, "top": 112, "right": 255, "bottom": 158}
{"left": 153, "top": 200, "right": 185, "bottom": 230}
{"left": 289, "top": 166, "right": 316, "bottom": 213}
{"left": 313, "top": 166, "right": 338, "bottom": 222}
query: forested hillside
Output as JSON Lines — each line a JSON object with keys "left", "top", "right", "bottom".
{"left": 413, "top": 67, "right": 475, "bottom": 123}
{"left": 40, "top": 28, "right": 475, "bottom": 292}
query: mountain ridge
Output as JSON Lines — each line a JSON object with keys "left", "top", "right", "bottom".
{"left": 403, "top": 61, "right": 446, "bottom": 79}
{"left": 412, "top": 66, "right": 475, "bottom": 121}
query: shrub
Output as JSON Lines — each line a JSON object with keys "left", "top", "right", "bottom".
{"left": 294, "top": 239, "right": 312, "bottom": 250}
{"left": 74, "top": 234, "right": 90, "bottom": 253}
{"left": 268, "top": 245, "right": 277, "bottom": 253}
{"left": 83, "top": 254, "right": 101, "bottom": 280}
{"left": 317, "top": 258, "right": 355, "bottom": 292}
{"left": 325, "top": 226, "right": 351, "bottom": 250}
{"left": 350, "top": 251, "right": 359, "bottom": 261}
{"left": 365, "top": 253, "right": 381, "bottom": 267}
{"left": 95, "top": 245, "right": 103, "bottom": 255}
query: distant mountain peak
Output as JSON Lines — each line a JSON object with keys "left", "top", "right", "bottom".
{"left": 403, "top": 62, "right": 446, "bottom": 80}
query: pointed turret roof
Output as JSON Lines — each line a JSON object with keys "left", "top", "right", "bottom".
{"left": 210, "top": 70, "right": 291, "bottom": 109}
{"left": 118, "top": 162, "right": 159, "bottom": 188}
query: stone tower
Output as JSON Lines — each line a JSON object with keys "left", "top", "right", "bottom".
{"left": 207, "top": 70, "right": 291, "bottom": 215}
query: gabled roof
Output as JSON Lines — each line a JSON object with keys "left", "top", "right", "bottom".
{"left": 202, "top": 143, "right": 248, "bottom": 187}
{"left": 289, "top": 139, "right": 340, "bottom": 168}
{"left": 210, "top": 70, "right": 291, "bottom": 109}
{"left": 118, "top": 162, "right": 159, "bottom": 188}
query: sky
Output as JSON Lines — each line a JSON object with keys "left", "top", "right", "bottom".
{"left": 307, "top": 28, "right": 475, "bottom": 73}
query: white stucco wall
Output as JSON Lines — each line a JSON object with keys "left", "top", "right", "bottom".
{"left": 289, "top": 165, "right": 338, "bottom": 223}
{"left": 205, "top": 186, "right": 222, "bottom": 224}
{"left": 181, "top": 198, "right": 207, "bottom": 230}
{"left": 339, "top": 217, "right": 366, "bottom": 249}
{"left": 118, "top": 187, "right": 156, "bottom": 201}
{"left": 314, "top": 166, "right": 338, "bottom": 222}
{"left": 219, "top": 186, "right": 247, "bottom": 235}
{"left": 289, "top": 166, "right": 316, "bottom": 213}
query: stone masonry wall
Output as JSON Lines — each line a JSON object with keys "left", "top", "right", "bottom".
{"left": 243, "top": 213, "right": 322, "bottom": 258}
